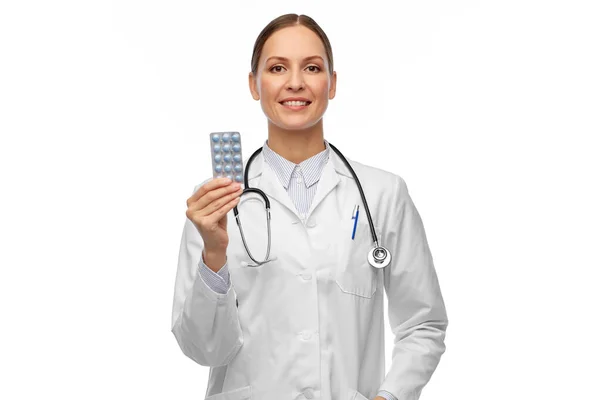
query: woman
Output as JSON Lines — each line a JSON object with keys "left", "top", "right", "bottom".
{"left": 171, "top": 13, "right": 448, "bottom": 400}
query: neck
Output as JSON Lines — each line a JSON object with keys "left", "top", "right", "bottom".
{"left": 266, "top": 119, "right": 326, "bottom": 164}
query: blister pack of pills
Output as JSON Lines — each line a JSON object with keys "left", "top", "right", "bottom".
{"left": 209, "top": 131, "right": 244, "bottom": 183}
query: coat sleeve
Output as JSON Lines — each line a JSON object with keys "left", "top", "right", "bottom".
{"left": 170, "top": 183, "right": 243, "bottom": 367}
{"left": 378, "top": 176, "right": 448, "bottom": 400}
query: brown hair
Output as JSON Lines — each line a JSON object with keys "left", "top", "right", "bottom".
{"left": 250, "top": 14, "right": 334, "bottom": 77}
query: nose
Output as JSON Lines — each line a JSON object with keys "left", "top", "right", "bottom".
{"left": 286, "top": 68, "right": 305, "bottom": 90}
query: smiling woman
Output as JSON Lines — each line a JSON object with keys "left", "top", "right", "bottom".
{"left": 172, "top": 13, "right": 448, "bottom": 400}
{"left": 247, "top": 15, "right": 337, "bottom": 162}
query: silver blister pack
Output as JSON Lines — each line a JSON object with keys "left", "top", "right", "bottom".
{"left": 209, "top": 131, "right": 244, "bottom": 183}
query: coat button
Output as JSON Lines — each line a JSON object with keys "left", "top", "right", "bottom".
{"left": 303, "top": 388, "right": 314, "bottom": 399}
{"left": 306, "top": 218, "right": 316, "bottom": 228}
{"left": 301, "top": 273, "right": 312, "bottom": 280}
{"left": 301, "top": 331, "right": 312, "bottom": 340}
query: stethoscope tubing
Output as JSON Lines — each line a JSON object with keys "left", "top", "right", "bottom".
{"left": 232, "top": 143, "right": 384, "bottom": 266}
{"left": 328, "top": 143, "right": 379, "bottom": 248}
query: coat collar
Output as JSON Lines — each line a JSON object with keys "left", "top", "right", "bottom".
{"left": 262, "top": 139, "right": 331, "bottom": 189}
{"left": 243, "top": 141, "right": 354, "bottom": 219}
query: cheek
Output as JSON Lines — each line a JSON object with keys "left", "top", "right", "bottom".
{"left": 313, "top": 79, "right": 331, "bottom": 98}
{"left": 259, "top": 79, "right": 279, "bottom": 99}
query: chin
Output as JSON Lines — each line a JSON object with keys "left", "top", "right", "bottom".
{"left": 274, "top": 119, "right": 321, "bottom": 131}
{"left": 271, "top": 113, "right": 323, "bottom": 130}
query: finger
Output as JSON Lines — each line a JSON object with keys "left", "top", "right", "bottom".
{"left": 204, "top": 195, "right": 241, "bottom": 226}
{"left": 188, "top": 177, "right": 232, "bottom": 204}
{"left": 187, "top": 187, "right": 239, "bottom": 232}
{"left": 189, "top": 181, "right": 240, "bottom": 212}
{"left": 199, "top": 185, "right": 243, "bottom": 218}
{"left": 198, "top": 183, "right": 242, "bottom": 213}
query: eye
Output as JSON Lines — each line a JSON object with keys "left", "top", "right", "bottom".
{"left": 269, "top": 65, "right": 322, "bottom": 73}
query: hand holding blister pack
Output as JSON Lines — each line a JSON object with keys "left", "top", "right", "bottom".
{"left": 184, "top": 133, "right": 245, "bottom": 260}
{"left": 210, "top": 132, "right": 244, "bottom": 183}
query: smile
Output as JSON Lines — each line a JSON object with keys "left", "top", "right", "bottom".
{"left": 280, "top": 101, "right": 311, "bottom": 110}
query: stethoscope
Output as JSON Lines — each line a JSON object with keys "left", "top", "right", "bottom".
{"left": 233, "top": 143, "right": 392, "bottom": 269}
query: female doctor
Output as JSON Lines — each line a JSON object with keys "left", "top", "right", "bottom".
{"left": 171, "top": 13, "right": 448, "bottom": 400}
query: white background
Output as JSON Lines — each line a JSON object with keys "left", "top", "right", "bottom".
{"left": 1, "top": 1, "right": 599, "bottom": 399}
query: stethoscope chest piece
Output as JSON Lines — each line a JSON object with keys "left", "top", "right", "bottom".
{"left": 368, "top": 245, "right": 391, "bottom": 269}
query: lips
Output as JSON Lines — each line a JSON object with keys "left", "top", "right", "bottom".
{"left": 280, "top": 102, "right": 311, "bottom": 111}
{"left": 280, "top": 100, "right": 312, "bottom": 106}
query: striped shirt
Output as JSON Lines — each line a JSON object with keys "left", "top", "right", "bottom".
{"left": 196, "top": 138, "right": 397, "bottom": 400}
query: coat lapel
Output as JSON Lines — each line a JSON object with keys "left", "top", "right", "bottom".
{"left": 243, "top": 144, "right": 353, "bottom": 220}
{"left": 243, "top": 150, "right": 298, "bottom": 218}
{"left": 306, "top": 155, "right": 341, "bottom": 217}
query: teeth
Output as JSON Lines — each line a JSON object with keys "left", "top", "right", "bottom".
{"left": 282, "top": 101, "right": 309, "bottom": 106}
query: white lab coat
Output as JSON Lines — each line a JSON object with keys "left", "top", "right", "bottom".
{"left": 171, "top": 150, "right": 448, "bottom": 400}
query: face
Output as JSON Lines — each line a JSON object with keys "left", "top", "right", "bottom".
{"left": 249, "top": 25, "right": 337, "bottom": 131}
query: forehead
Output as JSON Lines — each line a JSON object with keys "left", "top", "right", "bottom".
{"left": 260, "top": 25, "right": 326, "bottom": 62}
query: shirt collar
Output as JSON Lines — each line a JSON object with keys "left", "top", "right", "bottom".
{"left": 262, "top": 139, "right": 331, "bottom": 189}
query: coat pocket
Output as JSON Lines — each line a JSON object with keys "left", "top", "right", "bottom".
{"left": 205, "top": 385, "right": 252, "bottom": 400}
{"left": 334, "top": 222, "right": 379, "bottom": 299}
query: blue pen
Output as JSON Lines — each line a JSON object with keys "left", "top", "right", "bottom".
{"left": 351, "top": 205, "right": 359, "bottom": 240}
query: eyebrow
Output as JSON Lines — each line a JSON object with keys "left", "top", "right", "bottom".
{"left": 266, "top": 55, "right": 324, "bottom": 63}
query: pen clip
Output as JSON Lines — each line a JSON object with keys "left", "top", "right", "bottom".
{"left": 352, "top": 204, "right": 359, "bottom": 219}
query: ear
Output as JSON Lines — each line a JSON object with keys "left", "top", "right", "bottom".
{"left": 249, "top": 72, "right": 260, "bottom": 101}
{"left": 328, "top": 70, "right": 337, "bottom": 100}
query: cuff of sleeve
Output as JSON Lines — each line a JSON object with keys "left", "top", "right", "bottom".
{"left": 198, "top": 257, "right": 231, "bottom": 295}
{"left": 216, "top": 261, "right": 230, "bottom": 286}
{"left": 377, "top": 390, "right": 398, "bottom": 400}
